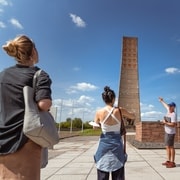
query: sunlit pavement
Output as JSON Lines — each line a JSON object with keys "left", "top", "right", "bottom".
{"left": 41, "top": 136, "right": 180, "bottom": 180}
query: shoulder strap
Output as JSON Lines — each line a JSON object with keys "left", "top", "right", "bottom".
{"left": 102, "top": 107, "right": 115, "bottom": 124}
{"left": 118, "top": 107, "right": 127, "bottom": 153}
{"left": 110, "top": 113, "right": 121, "bottom": 124}
{"left": 33, "top": 69, "right": 42, "bottom": 89}
{"left": 106, "top": 107, "right": 120, "bottom": 124}
{"left": 118, "top": 108, "right": 123, "bottom": 119}
{"left": 118, "top": 108, "right": 126, "bottom": 136}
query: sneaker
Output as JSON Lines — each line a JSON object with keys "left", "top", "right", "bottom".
{"left": 166, "top": 162, "right": 176, "bottom": 168}
{"left": 162, "top": 161, "right": 170, "bottom": 166}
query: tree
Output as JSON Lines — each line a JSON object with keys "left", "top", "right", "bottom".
{"left": 83, "top": 121, "right": 92, "bottom": 129}
{"left": 73, "top": 118, "right": 82, "bottom": 128}
{"left": 66, "top": 118, "right": 71, "bottom": 122}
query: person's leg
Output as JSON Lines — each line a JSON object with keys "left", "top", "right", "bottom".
{"left": 162, "top": 133, "right": 171, "bottom": 165}
{"left": 166, "top": 134, "right": 176, "bottom": 168}
{"left": 169, "top": 134, "right": 175, "bottom": 163}
{"left": 112, "top": 167, "right": 125, "bottom": 180}
{"left": 97, "top": 169, "right": 109, "bottom": 180}
{"left": 170, "top": 147, "right": 175, "bottom": 162}
{"left": 166, "top": 146, "right": 171, "bottom": 161}
{"left": 166, "top": 146, "right": 176, "bottom": 168}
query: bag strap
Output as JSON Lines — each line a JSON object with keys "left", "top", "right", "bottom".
{"left": 118, "top": 107, "right": 126, "bottom": 153}
{"left": 33, "top": 69, "right": 42, "bottom": 89}
{"left": 118, "top": 108, "right": 126, "bottom": 136}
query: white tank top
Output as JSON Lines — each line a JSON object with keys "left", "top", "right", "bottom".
{"left": 100, "top": 107, "right": 121, "bottom": 133}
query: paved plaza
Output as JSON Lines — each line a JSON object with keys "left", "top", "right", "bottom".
{"left": 41, "top": 136, "right": 180, "bottom": 180}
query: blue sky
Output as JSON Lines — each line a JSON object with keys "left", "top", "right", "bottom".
{"left": 0, "top": 0, "right": 180, "bottom": 122}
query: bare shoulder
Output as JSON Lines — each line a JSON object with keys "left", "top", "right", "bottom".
{"left": 95, "top": 108, "right": 105, "bottom": 117}
{"left": 118, "top": 106, "right": 127, "bottom": 113}
{"left": 113, "top": 107, "right": 120, "bottom": 112}
{"left": 112, "top": 107, "right": 121, "bottom": 117}
{"left": 94, "top": 108, "right": 106, "bottom": 123}
{"left": 96, "top": 108, "right": 105, "bottom": 114}
{"left": 114, "top": 106, "right": 124, "bottom": 113}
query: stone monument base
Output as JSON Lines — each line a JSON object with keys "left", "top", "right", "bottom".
{"left": 128, "top": 121, "right": 180, "bottom": 149}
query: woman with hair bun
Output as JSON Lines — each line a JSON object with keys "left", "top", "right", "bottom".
{"left": 94, "top": 86, "right": 135, "bottom": 180}
{"left": 0, "top": 35, "right": 52, "bottom": 180}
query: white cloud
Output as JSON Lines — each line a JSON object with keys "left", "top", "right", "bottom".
{"left": 140, "top": 102, "right": 163, "bottom": 121}
{"left": 77, "top": 95, "right": 94, "bottom": 106}
{"left": 9, "top": 18, "right": 23, "bottom": 29}
{"left": 141, "top": 111, "right": 163, "bottom": 120}
{"left": 67, "top": 82, "right": 98, "bottom": 94}
{"left": 176, "top": 38, "right": 180, "bottom": 42}
{"left": 53, "top": 99, "right": 73, "bottom": 108}
{"left": 0, "top": 21, "right": 6, "bottom": 28}
{"left": 0, "top": 0, "right": 9, "bottom": 6}
{"left": 149, "top": 67, "right": 180, "bottom": 82}
{"left": 66, "top": 89, "right": 77, "bottom": 94}
{"left": 140, "top": 102, "right": 154, "bottom": 111}
{"left": 74, "top": 82, "right": 98, "bottom": 91}
{"left": 69, "top": 13, "right": 86, "bottom": 28}
{"left": 73, "top": 67, "right": 80, "bottom": 71}
{"left": 165, "top": 67, "right": 180, "bottom": 74}
{"left": 52, "top": 97, "right": 95, "bottom": 122}
{"left": 53, "top": 97, "right": 94, "bottom": 109}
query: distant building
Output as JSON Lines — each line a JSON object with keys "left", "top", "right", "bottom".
{"left": 118, "top": 36, "right": 141, "bottom": 124}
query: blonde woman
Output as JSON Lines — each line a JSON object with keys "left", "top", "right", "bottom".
{"left": 94, "top": 86, "right": 135, "bottom": 180}
{"left": 0, "top": 35, "right": 52, "bottom": 180}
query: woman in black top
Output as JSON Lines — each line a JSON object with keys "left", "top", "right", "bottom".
{"left": 0, "top": 35, "right": 52, "bottom": 180}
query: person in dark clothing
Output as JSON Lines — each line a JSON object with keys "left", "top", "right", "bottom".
{"left": 0, "top": 35, "right": 52, "bottom": 180}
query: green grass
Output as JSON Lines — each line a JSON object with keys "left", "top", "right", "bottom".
{"left": 79, "top": 129, "right": 102, "bottom": 136}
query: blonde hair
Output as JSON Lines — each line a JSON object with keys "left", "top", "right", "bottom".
{"left": 2, "top": 35, "right": 35, "bottom": 63}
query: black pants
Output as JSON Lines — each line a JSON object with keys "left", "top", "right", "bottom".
{"left": 97, "top": 167, "right": 125, "bottom": 180}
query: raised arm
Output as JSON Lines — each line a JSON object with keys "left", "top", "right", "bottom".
{"left": 159, "top": 97, "right": 169, "bottom": 111}
{"left": 120, "top": 107, "right": 135, "bottom": 120}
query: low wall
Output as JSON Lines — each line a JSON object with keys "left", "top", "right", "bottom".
{"left": 135, "top": 121, "right": 180, "bottom": 143}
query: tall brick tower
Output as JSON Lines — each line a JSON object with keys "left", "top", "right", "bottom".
{"left": 118, "top": 36, "right": 141, "bottom": 124}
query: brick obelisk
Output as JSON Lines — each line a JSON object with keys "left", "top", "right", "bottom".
{"left": 118, "top": 36, "right": 141, "bottom": 124}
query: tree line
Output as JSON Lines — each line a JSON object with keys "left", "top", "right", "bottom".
{"left": 56, "top": 117, "right": 92, "bottom": 130}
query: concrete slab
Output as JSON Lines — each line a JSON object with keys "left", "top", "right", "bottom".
{"left": 41, "top": 136, "right": 180, "bottom": 180}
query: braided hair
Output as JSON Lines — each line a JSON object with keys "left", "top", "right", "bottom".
{"left": 102, "top": 86, "right": 115, "bottom": 104}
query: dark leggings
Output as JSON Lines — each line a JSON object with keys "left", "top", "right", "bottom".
{"left": 97, "top": 167, "right": 125, "bottom": 180}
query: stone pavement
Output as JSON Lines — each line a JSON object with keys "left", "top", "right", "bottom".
{"left": 41, "top": 136, "right": 180, "bottom": 180}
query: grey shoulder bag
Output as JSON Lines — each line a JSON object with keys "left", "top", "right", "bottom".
{"left": 23, "top": 70, "right": 59, "bottom": 148}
